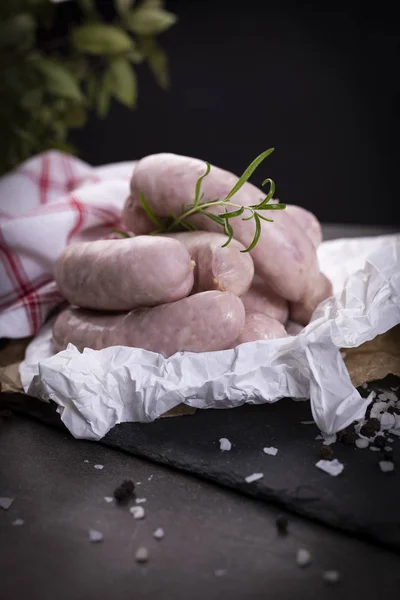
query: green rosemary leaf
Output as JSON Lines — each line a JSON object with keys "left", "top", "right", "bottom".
{"left": 193, "top": 162, "right": 211, "bottom": 207}
{"left": 221, "top": 220, "right": 234, "bottom": 247}
{"left": 111, "top": 228, "right": 132, "bottom": 238}
{"left": 241, "top": 212, "right": 261, "bottom": 253}
{"left": 139, "top": 191, "right": 162, "bottom": 227}
{"left": 202, "top": 210, "right": 225, "bottom": 226}
{"left": 222, "top": 148, "right": 274, "bottom": 203}
{"left": 218, "top": 206, "right": 245, "bottom": 219}
{"left": 257, "top": 212, "right": 274, "bottom": 223}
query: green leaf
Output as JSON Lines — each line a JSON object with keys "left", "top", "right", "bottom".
{"left": 86, "top": 73, "right": 97, "bottom": 106}
{"left": 201, "top": 210, "right": 225, "bottom": 227}
{"left": 13, "top": 127, "right": 36, "bottom": 148}
{"left": 108, "top": 57, "right": 137, "bottom": 107}
{"left": 250, "top": 177, "right": 276, "bottom": 209}
{"left": 193, "top": 162, "right": 211, "bottom": 207}
{"left": 223, "top": 148, "right": 275, "bottom": 202}
{"left": 116, "top": 0, "right": 136, "bottom": 17}
{"left": 126, "top": 5, "right": 177, "bottom": 36}
{"left": 139, "top": 191, "right": 163, "bottom": 227}
{"left": 257, "top": 212, "right": 274, "bottom": 223}
{"left": 111, "top": 228, "right": 132, "bottom": 238}
{"left": 221, "top": 220, "right": 234, "bottom": 248}
{"left": 33, "top": 58, "right": 83, "bottom": 101}
{"left": 241, "top": 213, "right": 261, "bottom": 253}
{"left": 170, "top": 212, "right": 196, "bottom": 232}
{"left": 139, "top": 35, "right": 169, "bottom": 88}
{"left": 259, "top": 203, "right": 286, "bottom": 210}
{"left": 78, "top": 0, "right": 100, "bottom": 19}
{"left": 0, "top": 14, "right": 36, "bottom": 50}
{"left": 64, "top": 104, "right": 88, "bottom": 128}
{"left": 71, "top": 24, "right": 134, "bottom": 55}
{"left": 218, "top": 206, "right": 245, "bottom": 219}
{"left": 96, "top": 72, "right": 112, "bottom": 118}
{"left": 52, "top": 120, "right": 67, "bottom": 141}
{"left": 126, "top": 48, "right": 144, "bottom": 64}
{"left": 20, "top": 88, "right": 43, "bottom": 111}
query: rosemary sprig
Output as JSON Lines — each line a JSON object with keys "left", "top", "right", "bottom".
{"left": 116, "top": 148, "right": 286, "bottom": 251}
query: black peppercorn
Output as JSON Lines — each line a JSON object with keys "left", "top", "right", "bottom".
{"left": 319, "top": 445, "right": 334, "bottom": 460}
{"left": 360, "top": 418, "right": 380, "bottom": 438}
{"left": 113, "top": 479, "right": 135, "bottom": 503}
{"left": 382, "top": 449, "right": 394, "bottom": 462}
{"left": 341, "top": 431, "right": 358, "bottom": 445}
{"left": 373, "top": 435, "right": 386, "bottom": 449}
{"left": 275, "top": 514, "right": 288, "bottom": 535}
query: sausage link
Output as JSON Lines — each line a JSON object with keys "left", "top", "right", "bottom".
{"left": 289, "top": 273, "right": 333, "bottom": 325}
{"left": 54, "top": 236, "right": 195, "bottom": 311}
{"left": 241, "top": 274, "right": 289, "bottom": 323}
{"left": 162, "top": 231, "right": 254, "bottom": 296}
{"left": 53, "top": 291, "right": 246, "bottom": 357}
{"left": 122, "top": 153, "right": 324, "bottom": 304}
{"left": 284, "top": 205, "right": 323, "bottom": 249}
{"left": 235, "top": 311, "right": 288, "bottom": 345}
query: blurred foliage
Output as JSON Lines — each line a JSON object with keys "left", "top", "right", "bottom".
{"left": 0, "top": 0, "right": 177, "bottom": 175}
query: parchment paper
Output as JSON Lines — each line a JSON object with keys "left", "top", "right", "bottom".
{"left": 10, "top": 233, "right": 400, "bottom": 440}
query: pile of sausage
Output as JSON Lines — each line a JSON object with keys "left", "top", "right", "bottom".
{"left": 52, "top": 153, "right": 332, "bottom": 357}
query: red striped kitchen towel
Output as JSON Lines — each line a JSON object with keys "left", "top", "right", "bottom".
{"left": 0, "top": 151, "right": 136, "bottom": 339}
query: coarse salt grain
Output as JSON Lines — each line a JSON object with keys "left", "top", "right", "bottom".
{"left": 94, "top": 464, "right": 104, "bottom": 470}
{"left": 104, "top": 496, "right": 114, "bottom": 503}
{"left": 370, "top": 401, "right": 388, "bottom": 418}
{"left": 84, "top": 459, "right": 89, "bottom": 463}
{"left": 380, "top": 413, "right": 396, "bottom": 430}
{"left": 245, "top": 473, "right": 264, "bottom": 483}
{"left": 12, "top": 518, "right": 24, "bottom": 526}
{"left": 379, "top": 461, "right": 395, "bottom": 473}
{"left": 214, "top": 569, "right": 227, "bottom": 577}
{"left": 135, "top": 547, "right": 149, "bottom": 563}
{"left": 361, "top": 382, "right": 368, "bottom": 389}
{"left": 153, "top": 528, "right": 165, "bottom": 540}
{"left": 316, "top": 459, "right": 344, "bottom": 477}
{"left": 135, "top": 498, "right": 147, "bottom": 504}
{"left": 301, "top": 420, "right": 315, "bottom": 425}
{"left": 370, "top": 446, "right": 380, "bottom": 452}
{"left": 296, "top": 548, "right": 312, "bottom": 567}
{"left": 263, "top": 447, "right": 278, "bottom": 456}
{"left": 323, "top": 570, "right": 341, "bottom": 584}
{"left": 378, "top": 391, "right": 397, "bottom": 403}
{"left": 89, "top": 529, "right": 103, "bottom": 543}
{"left": 0, "top": 497, "right": 14, "bottom": 510}
{"left": 130, "top": 505, "right": 145, "bottom": 520}
{"left": 387, "top": 437, "right": 394, "bottom": 443}
{"left": 148, "top": 475, "right": 153, "bottom": 481}
{"left": 384, "top": 446, "right": 393, "bottom": 452}
{"left": 219, "top": 438, "right": 232, "bottom": 452}
{"left": 355, "top": 438, "right": 369, "bottom": 449}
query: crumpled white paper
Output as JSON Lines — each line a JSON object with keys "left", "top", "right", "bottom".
{"left": 20, "top": 233, "right": 400, "bottom": 441}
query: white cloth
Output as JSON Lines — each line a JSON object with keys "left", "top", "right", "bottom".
{"left": 0, "top": 150, "right": 135, "bottom": 338}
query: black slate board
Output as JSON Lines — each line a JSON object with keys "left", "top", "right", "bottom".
{"left": 1, "top": 377, "right": 400, "bottom": 553}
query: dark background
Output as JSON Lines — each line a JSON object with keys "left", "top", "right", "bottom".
{"left": 66, "top": 0, "right": 400, "bottom": 226}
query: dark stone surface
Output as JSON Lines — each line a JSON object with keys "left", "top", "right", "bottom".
{"left": 1, "top": 414, "right": 400, "bottom": 600}
{"left": 2, "top": 376, "right": 399, "bottom": 555}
